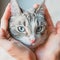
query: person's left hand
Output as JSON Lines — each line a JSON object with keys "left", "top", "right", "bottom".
{"left": 0, "top": 3, "right": 36, "bottom": 60}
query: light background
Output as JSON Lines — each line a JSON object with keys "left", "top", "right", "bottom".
{"left": 0, "top": 0, "right": 60, "bottom": 26}
{"left": 45, "top": 0, "right": 60, "bottom": 26}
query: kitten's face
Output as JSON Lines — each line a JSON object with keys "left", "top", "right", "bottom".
{"left": 9, "top": 0, "right": 48, "bottom": 48}
{"left": 9, "top": 12, "right": 47, "bottom": 48}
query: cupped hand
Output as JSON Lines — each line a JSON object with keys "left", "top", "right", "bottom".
{"left": 35, "top": 4, "right": 60, "bottom": 60}
{"left": 0, "top": 3, "right": 36, "bottom": 60}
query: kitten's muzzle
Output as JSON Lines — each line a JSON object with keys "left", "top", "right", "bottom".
{"left": 30, "top": 40, "right": 35, "bottom": 43}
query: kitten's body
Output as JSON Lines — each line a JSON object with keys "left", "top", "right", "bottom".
{"left": 9, "top": 0, "right": 48, "bottom": 49}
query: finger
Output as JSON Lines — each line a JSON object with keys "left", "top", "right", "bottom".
{"left": 44, "top": 5, "right": 55, "bottom": 33}
{"left": 1, "top": 3, "right": 11, "bottom": 31}
{"left": 0, "top": 28, "right": 6, "bottom": 38}
{"left": 44, "top": 5, "right": 53, "bottom": 26}
{"left": 56, "top": 21, "right": 60, "bottom": 34}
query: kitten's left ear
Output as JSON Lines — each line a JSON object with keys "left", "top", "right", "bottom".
{"left": 34, "top": 0, "right": 45, "bottom": 14}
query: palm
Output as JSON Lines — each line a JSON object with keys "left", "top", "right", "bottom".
{"left": 36, "top": 31, "right": 60, "bottom": 60}
{"left": 0, "top": 30, "right": 37, "bottom": 60}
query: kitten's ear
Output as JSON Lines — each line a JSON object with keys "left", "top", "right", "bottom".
{"left": 11, "top": 0, "right": 22, "bottom": 16}
{"left": 34, "top": 0, "right": 45, "bottom": 14}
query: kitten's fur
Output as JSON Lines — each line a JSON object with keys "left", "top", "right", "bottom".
{"left": 9, "top": 0, "right": 48, "bottom": 48}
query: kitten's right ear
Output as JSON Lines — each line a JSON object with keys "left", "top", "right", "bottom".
{"left": 11, "top": 0, "right": 22, "bottom": 16}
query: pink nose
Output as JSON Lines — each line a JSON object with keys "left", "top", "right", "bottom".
{"left": 31, "top": 40, "right": 35, "bottom": 43}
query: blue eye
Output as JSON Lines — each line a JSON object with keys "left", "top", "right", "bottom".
{"left": 17, "top": 26, "right": 25, "bottom": 32}
{"left": 36, "top": 25, "right": 45, "bottom": 34}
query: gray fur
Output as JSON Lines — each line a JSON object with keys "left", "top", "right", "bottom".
{"left": 9, "top": 0, "right": 48, "bottom": 48}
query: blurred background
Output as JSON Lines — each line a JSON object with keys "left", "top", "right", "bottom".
{"left": 0, "top": 0, "right": 60, "bottom": 26}
{"left": 0, "top": 0, "right": 10, "bottom": 19}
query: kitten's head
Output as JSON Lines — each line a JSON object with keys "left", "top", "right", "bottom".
{"left": 9, "top": 0, "right": 48, "bottom": 48}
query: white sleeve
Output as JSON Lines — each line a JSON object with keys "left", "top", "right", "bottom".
{"left": 0, "top": 47, "right": 16, "bottom": 60}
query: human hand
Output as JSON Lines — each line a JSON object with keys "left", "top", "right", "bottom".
{"left": 0, "top": 3, "right": 36, "bottom": 60}
{"left": 35, "top": 4, "right": 60, "bottom": 60}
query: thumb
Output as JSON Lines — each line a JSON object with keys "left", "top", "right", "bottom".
{"left": 1, "top": 3, "right": 11, "bottom": 31}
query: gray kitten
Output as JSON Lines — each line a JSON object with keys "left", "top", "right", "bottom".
{"left": 9, "top": 0, "right": 48, "bottom": 48}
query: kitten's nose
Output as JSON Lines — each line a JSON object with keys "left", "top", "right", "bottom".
{"left": 31, "top": 40, "right": 35, "bottom": 43}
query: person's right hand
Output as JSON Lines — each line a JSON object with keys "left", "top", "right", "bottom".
{"left": 35, "top": 4, "right": 60, "bottom": 60}
{"left": 0, "top": 3, "right": 36, "bottom": 60}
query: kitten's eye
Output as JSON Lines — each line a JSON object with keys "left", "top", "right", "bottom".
{"left": 17, "top": 26, "right": 25, "bottom": 32}
{"left": 36, "top": 25, "right": 44, "bottom": 33}
{"left": 36, "top": 26, "right": 42, "bottom": 32}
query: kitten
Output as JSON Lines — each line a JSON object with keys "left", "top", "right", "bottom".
{"left": 9, "top": 0, "right": 48, "bottom": 48}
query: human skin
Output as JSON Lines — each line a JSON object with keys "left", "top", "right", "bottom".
{"left": 0, "top": 3, "right": 60, "bottom": 60}
{"left": 35, "top": 4, "right": 60, "bottom": 60}
{"left": 0, "top": 3, "right": 36, "bottom": 60}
